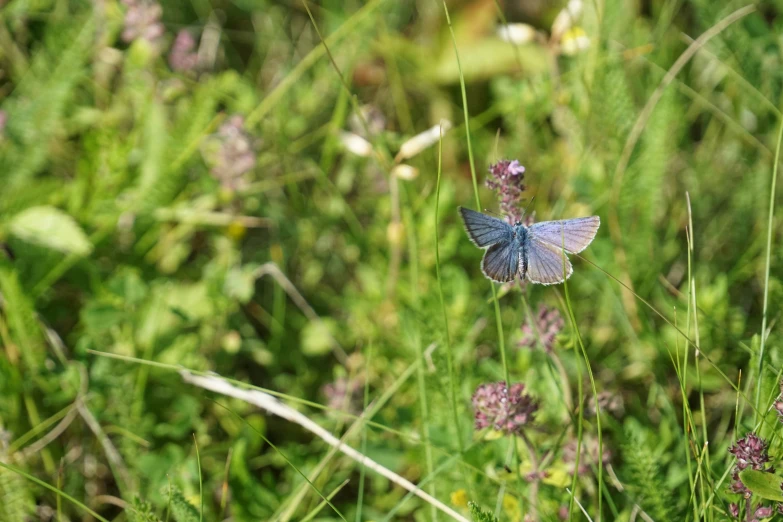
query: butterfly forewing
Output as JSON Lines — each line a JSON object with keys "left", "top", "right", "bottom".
{"left": 459, "top": 207, "right": 513, "bottom": 248}
{"left": 481, "top": 241, "right": 520, "bottom": 283}
{"left": 528, "top": 216, "right": 600, "bottom": 253}
{"left": 525, "top": 237, "right": 573, "bottom": 285}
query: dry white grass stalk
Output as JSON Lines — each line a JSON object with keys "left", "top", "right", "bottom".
{"left": 180, "top": 371, "right": 470, "bottom": 522}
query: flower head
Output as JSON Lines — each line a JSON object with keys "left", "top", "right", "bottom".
{"left": 562, "top": 438, "right": 611, "bottom": 476}
{"left": 728, "top": 433, "right": 774, "bottom": 497}
{"left": 485, "top": 160, "right": 526, "bottom": 224}
{"left": 586, "top": 390, "right": 624, "bottom": 418}
{"left": 121, "top": 0, "right": 164, "bottom": 45}
{"left": 472, "top": 381, "right": 538, "bottom": 435}
{"left": 753, "top": 505, "right": 774, "bottom": 520}
{"left": 322, "top": 376, "right": 364, "bottom": 414}
{"left": 519, "top": 304, "right": 564, "bottom": 353}
{"left": 204, "top": 115, "right": 257, "bottom": 190}
{"left": 169, "top": 30, "right": 199, "bottom": 72}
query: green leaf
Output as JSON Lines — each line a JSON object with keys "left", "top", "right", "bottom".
{"left": 739, "top": 470, "right": 783, "bottom": 501}
{"left": 300, "top": 319, "right": 338, "bottom": 356}
{"left": 9, "top": 206, "right": 92, "bottom": 256}
{"left": 468, "top": 501, "right": 499, "bottom": 522}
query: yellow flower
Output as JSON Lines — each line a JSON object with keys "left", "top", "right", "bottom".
{"left": 561, "top": 27, "right": 590, "bottom": 56}
{"left": 503, "top": 493, "right": 522, "bottom": 521}
{"left": 450, "top": 488, "right": 468, "bottom": 508}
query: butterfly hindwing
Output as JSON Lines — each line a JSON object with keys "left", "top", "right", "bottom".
{"left": 481, "top": 240, "right": 520, "bottom": 283}
{"left": 525, "top": 236, "right": 573, "bottom": 285}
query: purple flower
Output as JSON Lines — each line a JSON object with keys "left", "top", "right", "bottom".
{"left": 728, "top": 433, "right": 773, "bottom": 498}
{"left": 729, "top": 503, "right": 739, "bottom": 518}
{"left": 562, "top": 438, "right": 611, "bottom": 476}
{"left": 121, "top": 0, "right": 164, "bottom": 45}
{"left": 753, "top": 505, "right": 774, "bottom": 520}
{"left": 169, "top": 30, "right": 199, "bottom": 72}
{"left": 485, "top": 159, "right": 526, "bottom": 224}
{"left": 586, "top": 390, "right": 624, "bottom": 418}
{"left": 322, "top": 376, "right": 364, "bottom": 414}
{"left": 472, "top": 381, "right": 538, "bottom": 435}
{"left": 206, "top": 115, "right": 257, "bottom": 190}
{"left": 519, "top": 304, "right": 564, "bottom": 353}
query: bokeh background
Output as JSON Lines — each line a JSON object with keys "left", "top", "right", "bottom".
{"left": 1, "top": 0, "right": 782, "bottom": 520}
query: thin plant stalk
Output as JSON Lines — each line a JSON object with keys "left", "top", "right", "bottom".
{"left": 435, "top": 124, "right": 474, "bottom": 498}
{"left": 439, "top": 0, "right": 519, "bottom": 502}
{"left": 755, "top": 113, "right": 783, "bottom": 419}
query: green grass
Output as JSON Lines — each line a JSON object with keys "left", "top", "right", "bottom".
{"left": 1, "top": 0, "right": 783, "bottom": 520}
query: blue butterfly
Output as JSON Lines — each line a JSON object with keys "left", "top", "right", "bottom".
{"left": 459, "top": 207, "right": 600, "bottom": 285}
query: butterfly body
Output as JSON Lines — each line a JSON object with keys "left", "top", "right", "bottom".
{"left": 459, "top": 207, "right": 599, "bottom": 285}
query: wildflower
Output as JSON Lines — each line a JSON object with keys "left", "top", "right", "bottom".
{"left": 322, "top": 376, "right": 364, "bottom": 414}
{"left": 485, "top": 160, "right": 526, "bottom": 224}
{"left": 560, "top": 27, "right": 590, "bottom": 56}
{"left": 204, "top": 115, "right": 256, "bottom": 190}
{"left": 753, "top": 505, "right": 773, "bottom": 520}
{"left": 774, "top": 380, "right": 783, "bottom": 422}
{"left": 519, "top": 304, "right": 563, "bottom": 353}
{"left": 497, "top": 23, "right": 537, "bottom": 45}
{"left": 121, "top": 0, "right": 164, "bottom": 45}
{"left": 586, "top": 390, "right": 624, "bottom": 418}
{"left": 728, "top": 433, "right": 773, "bottom": 498}
{"left": 450, "top": 488, "right": 468, "bottom": 508}
{"left": 562, "top": 438, "right": 611, "bottom": 476}
{"left": 169, "top": 30, "right": 199, "bottom": 72}
{"left": 395, "top": 120, "right": 452, "bottom": 161}
{"left": 472, "top": 381, "right": 538, "bottom": 435}
{"left": 729, "top": 503, "right": 739, "bottom": 517}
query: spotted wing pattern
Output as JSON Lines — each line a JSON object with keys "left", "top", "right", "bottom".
{"left": 459, "top": 207, "right": 513, "bottom": 248}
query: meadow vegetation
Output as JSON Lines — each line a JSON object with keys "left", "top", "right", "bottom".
{"left": 1, "top": 0, "right": 783, "bottom": 520}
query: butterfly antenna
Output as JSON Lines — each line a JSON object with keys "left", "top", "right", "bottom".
{"left": 483, "top": 208, "right": 502, "bottom": 218}
{"left": 521, "top": 196, "right": 536, "bottom": 218}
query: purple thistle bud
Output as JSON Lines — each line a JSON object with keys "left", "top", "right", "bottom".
{"left": 121, "top": 0, "right": 165, "bottom": 45}
{"left": 485, "top": 159, "right": 526, "bottom": 224}
{"left": 169, "top": 30, "right": 199, "bottom": 72}
{"left": 519, "top": 304, "right": 564, "bottom": 353}
{"left": 729, "top": 433, "right": 774, "bottom": 498}
{"left": 472, "top": 381, "right": 538, "bottom": 435}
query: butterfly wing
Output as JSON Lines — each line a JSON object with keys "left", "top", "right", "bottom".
{"left": 481, "top": 240, "right": 520, "bottom": 283}
{"left": 525, "top": 236, "right": 573, "bottom": 285}
{"left": 528, "top": 216, "right": 600, "bottom": 253}
{"left": 459, "top": 207, "right": 513, "bottom": 248}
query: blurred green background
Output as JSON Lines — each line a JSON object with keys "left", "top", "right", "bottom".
{"left": 1, "top": 0, "right": 782, "bottom": 520}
